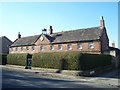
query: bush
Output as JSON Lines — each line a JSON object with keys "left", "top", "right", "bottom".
{"left": 32, "top": 52, "right": 81, "bottom": 70}
{"left": 80, "top": 54, "right": 112, "bottom": 70}
{"left": 0, "top": 54, "right": 7, "bottom": 65}
{"left": 32, "top": 52, "right": 112, "bottom": 71}
{"left": 7, "top": 53, "right": 28, "bottom": 66}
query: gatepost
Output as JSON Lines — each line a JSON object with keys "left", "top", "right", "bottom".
{"left": 25, "top": 54, "right": 32, "bottom": 69}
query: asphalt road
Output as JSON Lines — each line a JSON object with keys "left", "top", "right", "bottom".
{"left": 1, "top": 67, "right": 117, "bottom": 89}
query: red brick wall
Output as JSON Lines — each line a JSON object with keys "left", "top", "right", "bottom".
{"left": 10, "top": 40, "right": 101, "bottom": 54}
{"left": 101, "top": 28, "right": 109, "bottom": 53}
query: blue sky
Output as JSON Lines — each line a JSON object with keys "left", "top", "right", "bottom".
{"left": 0, "top": 2, "right": 118, "bottom": 48}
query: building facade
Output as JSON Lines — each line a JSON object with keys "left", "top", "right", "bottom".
{"left": 0, "top": 36, "right": 12, "bottom": 54}
{"left": 9, "top": 16, "right": 109, "bottom": 54}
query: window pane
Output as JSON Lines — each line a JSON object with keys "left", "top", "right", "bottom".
{"left": 32, "top": 46, "right": 35, "bottom": 50}
{"left": 50, "top": 45, "right": 54, "bottom": 50}
{"left": 78, "top": 44, "right": 82, "bottom": 49}
{"left": 21, "top": 47, "right": 23, "bottom": 51}
{"left": 88, "top": 43, "right": 94, "bottom": 49}
{"left": 26, "top": 47, "right": 29, "bottom": 50}
{"left": 40, "top": 46, "right": 45, "bottom": 51}
{"left": 58, "top": 45, "right": 62, "bottom": 50}
{"left": 16, "top": 47, "right": 18, "bottom": 51}
{"left": 67, "top": 44, "right": 72, "bottom": 50}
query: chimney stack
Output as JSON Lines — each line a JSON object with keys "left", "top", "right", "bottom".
{"left": 18, "top": 32, "right": 21, "bottom": 39}
{"left": 112, "top": 41, "right": 115, "bottom": 48}
{"left": 100, "top": 16, "right": 105, "bottom": 28}
{"left": 49, "top": 26, "right": 53, "bottom": 35}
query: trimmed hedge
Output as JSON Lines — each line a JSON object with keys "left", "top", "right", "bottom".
{"left": 80, "top": 54, "right": 112, "bottom": 70}
{"left": 7, "top": 53, "right": 28, "bottom": 66}
{"left": 7, "top": 52, "right": 112, "bottom": 70}
{"left": 0, "top": 54, "right": 7, "bottom": 65}
{"left": 32, "top": 52, "right": 81, "bottom": 70}
{"left": 32, "top": 52, "right": 112, "bottom": 70}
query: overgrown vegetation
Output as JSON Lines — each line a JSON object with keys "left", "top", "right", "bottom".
{"left": 7, "top": 52, "right": 112, "bottom": 70}
{"left": 80, "top": 54, "right": 112, "bottom": 70}
{"left": 7, "top": 53, "right": 28, "bottom": 66}
{"left": 32, "top": 52, "right": 112, "bottom": 70}
{"left": 0, "top": 54, "right": 7, "bottom": 65}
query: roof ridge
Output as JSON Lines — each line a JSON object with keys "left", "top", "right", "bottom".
{"left": 20, "top": 34, "right": 41, "bottom": 39}
{"left": 53, "top": 26, "right": 100, "bottom": 34}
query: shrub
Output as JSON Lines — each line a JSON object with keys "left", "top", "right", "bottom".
{"left": 80, "top": 54, "right": 112, "bottom": 70}
{"left": 32, "top": 52, "right": 81, "bottom": 70}
{"left": 7, "top": 53, "right": 28, "bottom": 66}
{"left": 32, "top": 52, "right": 112, "bottom": 70}
{"left": 0, "top": 54, "right": 7, "bottom": 65}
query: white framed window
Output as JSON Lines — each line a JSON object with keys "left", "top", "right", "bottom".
{"left": 50, "top": 45, "right": 54, "bottom": 50}
{"left": 58, "top": 45, "right": 62, "bottom": 50}
{"left": 26, "top": 47, "right": 29, "bottom": 50}
{"left": 32, "top": 46, "right": 35, "bottom": 51}
{"left": 67, "top": 44, "right": 72, "bottom": 50}
{"left": 21, "top": 47, "right": 23, "bottom": 51}
{"left": 40, "top": 46, "right": 45, "bottom": 51}
{"left": 15, "top": 47, "right": 18, "bottom": 51}
{"left": 10, "top": 48, "right": 13, "bottom": 51}
{"left": 77, "top": 43, "right": 82, "bottom": 49}
{"left": 88, "top": 42, "right": 94, "bottom": 49}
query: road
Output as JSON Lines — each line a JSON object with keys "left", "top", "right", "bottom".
{"left": 1, "top": 66, "right": 119, "bottom": 89}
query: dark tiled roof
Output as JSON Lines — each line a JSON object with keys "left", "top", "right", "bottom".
{"left": 11, "top": 35, "right": 40, "bottom": 47}
{"left": 11, "top": 26, "right": 104, "bottom": 47}
{"left": 51, "top": 26, "right": 103, "bottom": 43}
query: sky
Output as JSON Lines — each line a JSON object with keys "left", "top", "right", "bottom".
{"left": 0, "top": 1, "right": 118, "bottom": 48}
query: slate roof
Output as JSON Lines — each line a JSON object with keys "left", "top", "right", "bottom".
{"left": 11, "top": 35, "right": 40, "bottom": 47}
{"left": 51, "top": 27, "right": 103, "bottom": 43}
{"left": 11, "top": 26, "right": 104, "bottom": 47}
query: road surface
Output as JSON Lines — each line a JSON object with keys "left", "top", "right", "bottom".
{"left": 2, "top": 67, "right": 118, "bottom": 89}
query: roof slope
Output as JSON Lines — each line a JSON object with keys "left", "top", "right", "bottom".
{"left": 11, "top": 26, "right": 104, "bottom": 47}
{"left": 11, "top": 35, "right": 40, "bottom": 47}
{"left": 51, "top": 26, "right": 103, "bottom": 43}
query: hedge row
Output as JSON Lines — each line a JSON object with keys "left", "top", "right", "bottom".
{"left": 32, "top": 52, "right": 112, "bottom": 70}
{"left": 0, "top": 54, "right": 7, "bottom": 65}
{"left": 7, "top": 53, "right": 28, "bottom": 66}
{"left": 7, "top": 52, "right": 112, "bottom": 70}
{"left": 80, "top": 54, "right": 112, "bottom": 70}
{"left": 32, "top": 52, "right": 81, "bottom": 70}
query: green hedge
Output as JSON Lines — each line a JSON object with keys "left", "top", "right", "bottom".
{"left": 7, "top": 53, "right": 28, "bottom": 66}
{"left": 32, "top": 52, "right": 81, "bottom": 70}
{"left": 32, "top": 52, "right": 112, "bottom": 70}
{"left": 7, "top": 52, "right": 112, "bottom": 70}
{"left": 80, "top": 54, "right": 112, "bottom": 70}
{"left": 0, "top": 54, "right": 7, "bottom": 65}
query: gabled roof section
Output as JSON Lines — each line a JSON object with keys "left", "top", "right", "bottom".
{"left": 11, "top": 35, "right": 40, "bottom": 47}
{"left": 11, "top": 26, "right": 104, "bottom": 47}
{"left": 0, "top": 36, "right": 12, "bottom": 43}
{"left": 51, "top": 26, "right": 103, "bottom": 43}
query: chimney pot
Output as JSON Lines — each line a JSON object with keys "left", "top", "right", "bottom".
{"left": 100, "top": 16, "right": 105, "bottom": 28}
{"left": 18, "top": 32, "right": 21, "bottom": 39}
{"left": 112, "top": 41, "right": 115, "bottom": 48}
{"left": 49, "top": 26, "right": 53, "bottom": 35}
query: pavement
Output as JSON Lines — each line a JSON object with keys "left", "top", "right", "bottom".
{"left": 1, "top": 64, "right": 120, "bottom": 88}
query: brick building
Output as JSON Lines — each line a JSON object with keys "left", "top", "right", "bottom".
{"left": 0, "top": 36, "right": 12, "bottom": 54}
{"left": 9, "top": 16, "right": 109, "bottom": 54}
